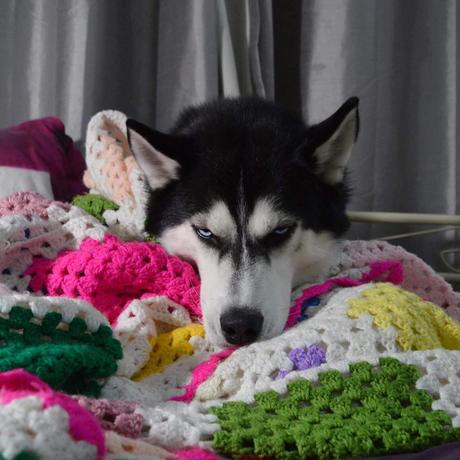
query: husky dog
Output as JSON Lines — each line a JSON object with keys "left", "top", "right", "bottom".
{"left": 126, "top": 97, "right": 359, "bottom": 347}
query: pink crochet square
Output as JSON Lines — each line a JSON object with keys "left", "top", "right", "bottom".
{"left": 0, "top": 369, "right": 105, "bottom": 459}
{"left": 26, "top": 234, "right": 201, "bottom": 324}
{"left": 174, "top": 448, "right": 220, "bottom": 459}
{"left": 0, "top": 191, "right": 69, "bottom": 219}
{"left": 73, "top": 396, "right": 143, "bottom": 438}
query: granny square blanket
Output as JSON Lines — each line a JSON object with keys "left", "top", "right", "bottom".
{"left": 1, "top": 110, "right": 460, "bottom": 460}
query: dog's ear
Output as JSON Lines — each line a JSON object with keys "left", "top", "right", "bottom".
{"left": 126, "top": 119, "right": 189, "bottom": 190}
{"left": 305, "top": 97, "right": 359, "bottom": 185}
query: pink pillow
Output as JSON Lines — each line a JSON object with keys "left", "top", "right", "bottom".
{"left": 0, "top": 117, "right": 86, "bottom": 201}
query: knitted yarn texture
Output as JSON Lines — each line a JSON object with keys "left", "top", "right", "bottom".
{"left": 332, "top": 240, "right": 460, "bottom": 320}
{"left": 0, "top": 293, "right": 122, "bottom": 396}
{"left": 211, "top": 358, "right": 460, "bottom": 460}
{"left": 133, "top": 324, "right": 205, "bottom": 380}
{"left": 73, "top": 397, "right": 144, "bottom": 439}
{"left": 0, "top": 191, "right": 107, "bottom": 293}
{"left": 3, "top": 175, "right": 460, "bottom": 459}
{"left": 0, "top": 369, "right": 105, "bottom": 459}
{"left": 348, "top": 283, "right": 460, "bottom": 351}
{"left": 194, "top": 284, "right": 460, "bottom": 404}
{"left": 0, "top": 397, "right": 96, "bottom": 460}
{"left": 0, "top": 191, "right": 68, "bottom": 220}
{"left": 26, "top": 234, "right": 201, "bottom": 324}
{"left": 83, "top": 110, "right": 149, "bottom": 239}
{"left": 72, "top": 194, "right": 119, "bottom": 224}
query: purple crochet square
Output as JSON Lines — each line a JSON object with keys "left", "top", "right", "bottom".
{"left": 276, "top": 344, "right": 326, "bottom": 379}
{"left": 289, "top": 345, "right": 326, "bottom": 370}
{"left": 276, "top": 370, "right": 290, "bottom": 380}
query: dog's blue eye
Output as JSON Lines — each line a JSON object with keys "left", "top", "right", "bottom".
{"left": 273, "top": 226, "right": 290, "bottom": 235}
{"left": 260, "top": 224, "right": 296, "bottom": 249}
{"left": 195, "top": 227, "right": 214, "bottom": 239}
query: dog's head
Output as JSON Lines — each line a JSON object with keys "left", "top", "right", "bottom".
{"left": 127, "top": 97, "right": 359, "bottom": 347}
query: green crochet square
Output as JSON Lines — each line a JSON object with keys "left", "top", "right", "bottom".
{"left": 0, "top": 306, "right": 122, "bottom": 396}
{"left": 72, "top": 193, "right": 119, "bottom": 223}
{"left": 0, "top": 452, "right": 38, "bottom": 460}
{"left": 72, "top": 193, "right": 161, "bottom": 241}
{"left": 210, "top": 358, "right": 460, "bottom": 459}
{"left": 144, "top": 233, "right": 160, "bottom": 243}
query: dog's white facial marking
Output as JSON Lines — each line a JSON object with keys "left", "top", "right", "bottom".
{"left": 292, "top": 229, "right": 336, "bottom": 286}
{"left": 248, "top": 197, "right": 293, "bottom": 239}
{"left": 193, "top": 201, "right": 236, "bottom": 239}
{"left": 160, "top": 196, "right": 337, "bottom": 347}
{"left": 160, "top": 222, "right": 198, "bottom": 263}
{"left": 198, "top": 251, "right": 234, "bottom": 346}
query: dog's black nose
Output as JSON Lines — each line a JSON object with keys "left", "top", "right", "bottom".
{"left": 220, "top": 307, "right": 264, "bottom": 345}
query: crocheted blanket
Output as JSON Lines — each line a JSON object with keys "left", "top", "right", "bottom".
{"left": 1, "top": 111, "right": 460, "bottom": 460}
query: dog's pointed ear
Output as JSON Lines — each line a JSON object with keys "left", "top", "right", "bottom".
{"left": 127, "top": 119, "right": 189, "bottom": 190}
{"left": 305, "top": 97, "right": 359, "bottom": 185}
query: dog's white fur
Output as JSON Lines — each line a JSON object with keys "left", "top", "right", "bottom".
{"left": 314, "top": 108, "right": 358, "bottom": 185}
{"left": 128, "top": 129, "right": 180, "bottom": 190}
{"left": 161, "top": 198, "right": 336, "bottom": 346}
{"left": 128, "top": 99, "right": 358, "bottom": 346}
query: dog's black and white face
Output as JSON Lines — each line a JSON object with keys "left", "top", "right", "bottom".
{"left": 127, "top": 97, "right": 359, "bottom": 347}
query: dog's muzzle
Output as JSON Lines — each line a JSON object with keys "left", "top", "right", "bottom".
{"left": 220, "top": 307, "right": 264, "bottom": 345}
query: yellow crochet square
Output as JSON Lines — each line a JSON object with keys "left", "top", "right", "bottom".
{"left": 347, "top": 282, "right": 460, "bottom": 351}
{"left": 132, "top": 323, "right": 204, "bottom": 381}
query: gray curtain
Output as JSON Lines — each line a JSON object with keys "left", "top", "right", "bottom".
{"left": 298, "top": 0, "right": 459, "bottom": 269}
{"left": 0, "top": 0, "right": 458, "bottom": 267}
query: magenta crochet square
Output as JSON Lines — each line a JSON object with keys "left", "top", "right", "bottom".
{"left": 25, "top": 234, "right": 201, "bottom": 324}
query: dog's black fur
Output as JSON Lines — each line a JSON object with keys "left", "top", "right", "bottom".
{"left": 127, "top": 96, "right": 359, "bottom": 345}
{"left": 127, "top": 96, "right": 358, "bottom": 242}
